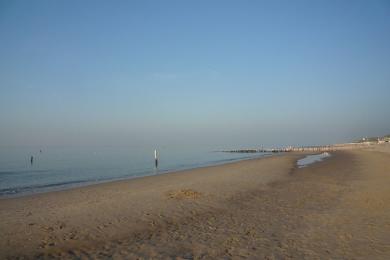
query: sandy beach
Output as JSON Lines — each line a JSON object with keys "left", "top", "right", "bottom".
{"left": 1, "top": 144, "right": 390, "bottom": 259}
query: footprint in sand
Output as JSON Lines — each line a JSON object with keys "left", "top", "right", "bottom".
{"left": 166, "top": 189, "right": 202, "bottom": 200}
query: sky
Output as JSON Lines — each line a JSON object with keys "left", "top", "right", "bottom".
{"left": 0, "top": 0, "right": 389, "bottom": 148}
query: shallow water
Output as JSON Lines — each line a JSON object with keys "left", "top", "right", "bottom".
{"left": 297, "top": 152, "right": 331, "bottom": 168}
{"left": 0, "top": 146, "right": 270, "bottom": 197}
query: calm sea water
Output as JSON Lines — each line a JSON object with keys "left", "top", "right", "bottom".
{"left": 0, "top": 146, "right": 270, "bottom": 197}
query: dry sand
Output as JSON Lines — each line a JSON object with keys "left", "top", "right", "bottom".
{"left": 1, "top": 144, "right": 390, "bottom": 259}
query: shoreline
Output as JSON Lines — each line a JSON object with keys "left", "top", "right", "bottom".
{"left": 2, "top": 141, "right": 381, "bottom": 199}
{"left": 0, "top": 152, "right": 301, "bottom": 258}
{"left": 1, "top": 145, "right": 389, "bottom": 258}
{"left": 0, "top": 152, "right": 277, "bottom": 200}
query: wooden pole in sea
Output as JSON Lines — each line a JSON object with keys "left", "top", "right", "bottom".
{"left": 154, "top": 149, "right": 158, "bottom": 168}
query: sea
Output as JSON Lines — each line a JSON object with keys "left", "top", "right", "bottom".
{"left": 0, "top": 146, "right": 270, "bottom": 197}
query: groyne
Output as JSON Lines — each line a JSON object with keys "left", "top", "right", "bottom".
{"left": 222, "top": 142, "right": 377, "bottom": 153}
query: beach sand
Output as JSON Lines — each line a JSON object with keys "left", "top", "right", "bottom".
{"left": 1, "top": 145, "right": 390, "bottom": 259}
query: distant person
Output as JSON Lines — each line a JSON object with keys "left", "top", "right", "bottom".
{"left": 30, "top": 156, "right": 33, "bottom": 165}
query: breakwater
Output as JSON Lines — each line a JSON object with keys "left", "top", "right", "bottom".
{"left": 222, "top": 142, "right": 376, "bottom": 153}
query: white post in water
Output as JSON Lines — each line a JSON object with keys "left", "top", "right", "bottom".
{"left": 154, "top": 149, "right": 158, "bottom": 168}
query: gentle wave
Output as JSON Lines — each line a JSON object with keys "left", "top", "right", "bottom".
{"left": 0, "top": 179, "right": 91, "bottom": 195}
{"left": 0, "top": 169, "right": 51, "bottom": 176}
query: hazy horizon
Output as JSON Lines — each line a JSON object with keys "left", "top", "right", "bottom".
{"left": 1, "top": 1, "right": 389, "bottom": 148}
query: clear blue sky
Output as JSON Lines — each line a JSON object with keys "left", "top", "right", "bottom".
{"left": 1, "top": 0, "right": 389, "bottom": 148}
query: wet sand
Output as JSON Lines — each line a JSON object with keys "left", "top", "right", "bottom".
{"left": 1, "top": 145, "right": 390, "bottom": 259}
